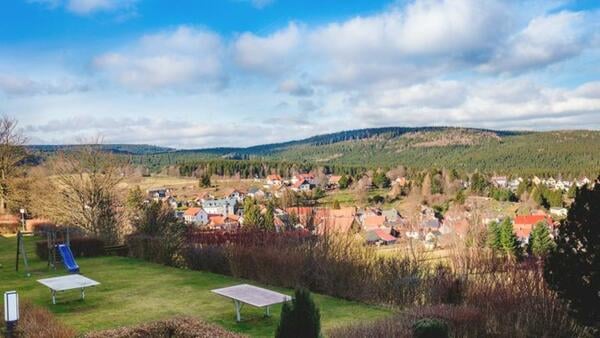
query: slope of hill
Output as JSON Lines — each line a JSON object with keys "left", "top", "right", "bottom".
{"left": 29, "top": 127, "right": 600, "bottom": 176}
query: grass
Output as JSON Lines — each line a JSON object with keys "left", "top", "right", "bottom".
{"left": 0, "top": 236, "right": 391, "bottom": 337}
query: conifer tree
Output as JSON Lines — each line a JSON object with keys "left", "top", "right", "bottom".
{"left": 276, "top": 288, "right": 321, "bottom": 338}
{"left": 486, "top": 221, "right": 502, "bottom": 251}
{"left": 544, "top": 182, "right": 600, "bottom": 331}
{"left": 263, "top": 202, "right": 275, "bottom": 231}
{"left": 499, "top": 218, "right": 521, "bottom": 259}
{"left": 528, "top": 222, "right": 555, "bottom": 257}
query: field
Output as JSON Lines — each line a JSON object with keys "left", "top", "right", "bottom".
{"left": 0, "top": 236, "right": 391, "bottom": 337}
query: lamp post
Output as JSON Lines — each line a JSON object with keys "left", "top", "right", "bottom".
{"left": 3, "top": 291, "right": 19, "bottom": 338}
{"left": 19, "top": 209, "right": 25, "bottom": 232}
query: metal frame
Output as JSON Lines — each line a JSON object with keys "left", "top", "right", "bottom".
{"left": 37, "top": 275, "right": 100, "bottom": 305}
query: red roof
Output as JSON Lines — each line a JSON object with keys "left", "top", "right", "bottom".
{"left": 184, "top": 208, "right": 203, "bottom": 216}
{"left": 375, "top": 229, "right": 396, "bottom": 242}
{"left": 514, "top": 215, "right": 553, "bottom": 226}
{"left": 363, "top": 215, "right": 386, "bottom": 229}
{"left": 267, "top": 174, "right": 282, "bottom": 181}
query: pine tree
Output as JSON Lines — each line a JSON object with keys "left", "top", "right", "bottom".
{"left": 338, "top": 175, "right": 350, "bottom": 189}
{"left": 126, "top": 185, "right": 145, "bottom": 211}
{"left": 262, "top": 202, "right": 275, "bottom": 231}
{"left": 486, "top": 221, "right": 502, "bottom": 251}
{"left": 242, "top": 198, "right": 263, "bottom": 230}
{"left": 544, "top": 182, "right": 600, "bottom": 331}
{"left": 499, "top": 219, "right": 521, "bottom": 259}
{"left": 276, "top": 288, "right": 321, "bottom": 338}
{"left": 529, "top": 222, "right": 555, "bottom": 257}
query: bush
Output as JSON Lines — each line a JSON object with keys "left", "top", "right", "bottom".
{"left": 276, "top": 288, "right": 321, "bottom": 338}
{"left": 183, "top": 245, "right": 231, "bottom": 275}
{"left": 35, "top": 237, "right": 105, "bottom": 261}
{"left": 413, "top": 318, "right": 449, "bottom": 338}
{"left": 126, "top": 234, "right": 181, "bottom": 266}
{"left": 0, "top": 300, "right": 76, "bottom": 338}
{"left": 84, "top": 317, "right": 243, "bottom": 338}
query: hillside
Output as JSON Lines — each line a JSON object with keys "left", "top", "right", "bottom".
{"left": 30, "top": 127, "right": 600, "bottom": 176}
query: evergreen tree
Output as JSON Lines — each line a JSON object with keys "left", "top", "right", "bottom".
{"left": 499, "top": 218, "right": 521, "bottom": 259}
{"left": 530, "top": 186, "right": 547, "bottom": 208}
{"left": 454, "top": 189, "right": 466, "bottom": 205}
{"left": 276, "top": 288, "right": 321, "bottom": 338}
{"left": 544, "top": 182, "right": 600, "bottom": 331}
{"left": 567, "top": 184, "right": 577, "bottom": 199}
{"left": 470, "top": 172, "right": 488, "bottom": 195}
{"left": 528, "top": 222, "right": 555, "bottom": 257}
{"left": 242, "top": 198, "right": 263, "bottom": 230}
{"left": 199, "top": 172, "right": 211, "bottom": 188}
{"left": 263, "top": 202, "right": 275, "bottom": 232}
{"left": 486, "top": 221, "right": 502, "bottom": 251}
{"left": 373, "top": 171, "right": 391, "bottom": 188}
{"left": 338, "top": 175, "right": 350, "bottom": 189}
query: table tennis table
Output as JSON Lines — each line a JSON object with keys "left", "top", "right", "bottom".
{"left": 37, "top": 275, "right": 100, "bottom": 304}
{"left": 212, "top": 284, "right": 292, "bottom": 322}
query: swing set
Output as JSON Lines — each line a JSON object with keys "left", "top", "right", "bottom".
{"left": 15, "top": 226, "right": 72, "bottom": 277}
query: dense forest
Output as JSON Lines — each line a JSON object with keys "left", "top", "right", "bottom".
{"left": 29, "top": 127, "right": 600, "bottom": 177}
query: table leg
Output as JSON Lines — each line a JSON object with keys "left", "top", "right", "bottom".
{"left": 81, "top": 288, "right": 85, "bottom": 300}
{"left": 265, "top": 306, "right": 270, "bottom": 317}
{"left": 234, "top": 300, "right": 241, "bottom": 322}
{"left": 52, "top": 290, "right": 56, "bottom": 305}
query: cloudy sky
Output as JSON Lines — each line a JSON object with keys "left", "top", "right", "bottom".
{"left": 1, "top": 0, "right": 600, "bottom": 148}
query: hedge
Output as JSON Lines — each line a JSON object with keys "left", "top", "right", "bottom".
{"left": 35, "top": 237, "right": 105, "bottom": 261}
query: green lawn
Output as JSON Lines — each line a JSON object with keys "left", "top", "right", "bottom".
{"left": 0, "top": 236, "right": 391, "bottom": 337}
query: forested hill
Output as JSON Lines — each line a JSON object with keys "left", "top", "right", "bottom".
{"left": 29, "top": 127, "right": 600, "bottom": 176}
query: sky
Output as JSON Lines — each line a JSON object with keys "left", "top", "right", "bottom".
{"left": 1, "top": 0, "right": 600, "bottom": 148}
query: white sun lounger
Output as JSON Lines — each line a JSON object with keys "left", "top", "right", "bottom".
{"left": 212, "top": 284, "right": 292, "bottom": 322}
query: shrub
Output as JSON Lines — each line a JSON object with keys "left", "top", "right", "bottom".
{"left": 35, "top": 237, "right": 105, "bottom": 260}
{"left": 84, "top": 317, "right": 243, "bottom": 338}
{"left": 276, "top": 288, "right": 321, "bottom": 338}
{"left": 413, "top": 318, "right": 449, "bottom": 338}
{"left": 0, "top": 300, "right": 76, "bottom": 338}
{"left": 126, "top": 234, "right": 180, "bottom": 266}
{"left": 183, "top": 245, "right": 231, "bottom": 275}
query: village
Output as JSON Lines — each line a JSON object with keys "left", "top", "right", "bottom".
{"left": 138, "top": 172, "right": 594, "bottom": 253}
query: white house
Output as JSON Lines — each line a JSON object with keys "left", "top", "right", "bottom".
{"left": 549, "top": 207, "right": 568, "bottom": 218}
{"left": 202, "top": 198, "right": 236, "bottom": 216}
{"left": 291, "top": 179, "right": 311, "bottom": 192}
{"left": 491, "top": 176, "right": 508, "bottom": 188}
{"left": 266, "top": 174, "right": 283, "bottom": 186}
{"left": 184, "top": 207, "right": 208, "bottom": 224}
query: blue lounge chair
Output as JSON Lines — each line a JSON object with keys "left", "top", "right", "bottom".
{"left": 57, "top": 244, "right": 80, "bottom": 273}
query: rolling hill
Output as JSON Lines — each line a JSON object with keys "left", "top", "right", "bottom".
{"left": 29, "top": 127, "right": 600, "bottom": 176}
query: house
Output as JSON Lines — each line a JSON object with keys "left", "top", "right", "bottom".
{"left": 327, "top": 175, "right": 343, "bottom": 189}
{"left": 147, "top": 187, "right": 170, "bottom": 201}
{"left": 164, "top": 196, "right": 178, "bottom": 209}
{"left": 392, "top": 177, "right": 408, "bottom": 187}
{"left": 317, "top": 216, "right": 359, "bottom": 235}
{"left": 508, "top": 178, "right": 522, "bottom": 191}
{"left": 513, "top": 215, "right": 554, "bottom": 242}
{"left": 291, "top": 179, "right": 311, "bottom": 192}
{"left": 247, "top": 187, "right": 266, "bottom": 199}
{"left": 576, "top": 177, "right": 591, "bottom": 187}
{"left": 491, "top": 176, "right": 508, "bottom": 188}
{"left": 549, "top": 207, "right": 568, "bottom": 218}
{"left": 381, "top": 209, "right": 401, "bottom": 223}
{"left": 362, "top": 215, "right": 386, "bottom": 231}
{"left": 365, "top": 229, "right": 397, "bottom": 245}
{"left": 222, "top": 188, "right": 246, "bottom": 203}
{"left": 202, "top": 198, "right": 236, "bottom": 216}
{"left": 291, "top": 174, "right": 316, "bottom": 185}
{"left": 420, "top": 218, "right": 441, "bottom": 229}
{"left": 266, "top": 174, "right": 283, "bottom": 186}
{"left": 183, "top": 207, "right": 208, "bottom": 224}
{"left": 208, "top": 214, "right": 240, "bottom": 231}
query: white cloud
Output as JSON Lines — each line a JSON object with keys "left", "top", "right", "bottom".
{"left": 233, "top": 23, "right": 302, "bottom": 76}
{"left": 93, "top": 26, "right": 225, "bottom": 91}
{"left": 0, "top": 74, "right": 88, "bottom": 96}
{"left": 482, "top": 11, "right": 587, "bottom": 73}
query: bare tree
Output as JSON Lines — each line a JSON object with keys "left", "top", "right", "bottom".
{"left": 49, "top": 143, "right": 125, "bottom": 244}
{"left": 0, "top": 115, "right": 28, "bottom": 214}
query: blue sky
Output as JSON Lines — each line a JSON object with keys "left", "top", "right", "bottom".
{"left": 1, "top": 0, "right": 600, "bottom": 148}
